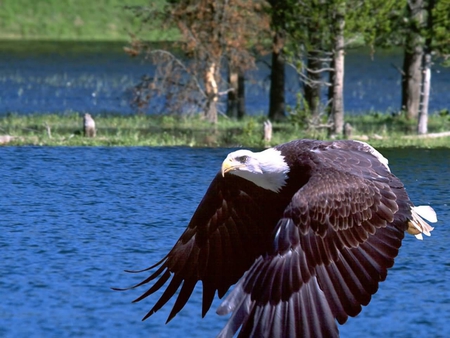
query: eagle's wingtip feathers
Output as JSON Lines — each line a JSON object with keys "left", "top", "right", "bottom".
{"left": 408, "top": 205, "right": 437, "bottom": 240}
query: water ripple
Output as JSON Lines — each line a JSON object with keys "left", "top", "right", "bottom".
{"left": 0, "top": 147, "right": 449, "bottom": 337}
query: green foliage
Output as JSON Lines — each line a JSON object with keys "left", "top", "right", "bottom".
{"left": 286, "top": 93, "right": 309, "bottom": 129}
{"left": 431, "top": 0, "right": 450, "bottom": 57}
{"left": 371, "top": 0, "right": 450, "bottom": 61}
{"left": 439, "top": 108, "right": 450, "bottom": 116}
{"left": 0, "top": 0, "right": 172, "bottom": 41}
{"left": 280, "top": 0, "right": 406, "bottom": 52}
{"left": 348, "top": 0, "right": 406, "bottom": 47}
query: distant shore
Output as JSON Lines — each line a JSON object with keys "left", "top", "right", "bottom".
{"left": 2, "top": 1, "right": 449, "bottom": 149}
{"left": 0, "top": 0, "right": 169, "bottom": 42}
{"left": 1, "top": 113, "right": 450, "bottom": 148}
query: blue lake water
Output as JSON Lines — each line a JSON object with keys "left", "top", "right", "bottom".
{"left": 1, "top": 42, "right": 450, "bottom": 115}
{"left": 0, "top": 146, "right": 449, "bottom": 337}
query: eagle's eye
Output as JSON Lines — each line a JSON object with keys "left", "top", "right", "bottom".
{"left": 236, "top": 155, "right": 248, "bottom": 163}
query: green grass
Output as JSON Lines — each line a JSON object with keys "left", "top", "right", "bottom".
{"left": 0, "top": 0, "right": 172, "bottom": 41}
{"left": 344, "top": 111, "right": 450, "bottom": 148}
{"left": 1, "top": 112, "right": 450, "bottom": 148}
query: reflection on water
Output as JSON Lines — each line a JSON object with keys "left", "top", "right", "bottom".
{"left": 0, "top": 146, "right": 449, "bottom": 337}
{"left": 1, "top": 41, "right": 450, "bottom": 115}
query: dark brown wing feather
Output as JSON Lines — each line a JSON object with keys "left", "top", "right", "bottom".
{"left": 126, "top": 173, "right": 286, "bottom": 322}
{"left": 217, "top": 140, "right": 412, "bottom": 338}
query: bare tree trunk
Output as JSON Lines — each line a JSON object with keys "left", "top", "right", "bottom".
{"left": 227, "top": 67, "right": 239, "bottom": 118}
{"left": 237, "top": 72, "right": 245, "bottom": 119}
{"left": 418, "top": 0, "right": 435, "bottom": 135}
{"left": 329, "top": 5, "right": 345, "bottom": 137}
{"left": 401, "top": 0, "right": 424, "bottom": 120}
{"left": 418, "top": 53, "right": 430, "bottom": 134}
{"left": 204, "top": 62, "right": 218, "bottom": 123}
{"left": 327, "top": 58, "right": 334, "bottom": 113}
{"left": 83, "top": 113, "right": 96, "bottom": 137}
{"left": 304, "top": 50, "right": 322, "bottom": 121}
{"left": 268, "top": 30, "right": 286, "bottom": 121}
{"left": 227, "top": 67, "right": 245, "bottom": 119}
{"left": 402, "top": 44, "right": 423, "bottom": 120}
{"left": 303, "top": 0, "right": 324, "bottom": 123}
{"left": 263, "top": 120, "right": 272, "bottom": 146}
{"left": 268, "top": 0, "right": 287, "bottom": 121}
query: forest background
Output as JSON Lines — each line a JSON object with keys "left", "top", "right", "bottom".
{"left": 1, "top": 0, "right": 450, "bottom": 147}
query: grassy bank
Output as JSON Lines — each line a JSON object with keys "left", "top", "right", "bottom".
{"left": 0, "top": 0, "right": 169, "bottom": 41}
{"left": 1, "top": 112, "right": 450, "bottom": 148}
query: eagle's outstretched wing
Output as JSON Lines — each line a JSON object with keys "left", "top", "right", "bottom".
{"left": 215, "top": 141, "right": 423, "bottom": 338}
{"left": 217, "top": 164, "right": 407, "bottom": 338}
{"left": 118, "top": 173, "right": 286, "bottom": 322}
{"left": 117, "top": 139, "right": 436, "bottom": 338}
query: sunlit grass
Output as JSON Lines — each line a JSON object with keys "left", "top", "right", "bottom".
{"left": 1, "top": 112, "right": 450, "bottom": 148}
{"left": 0, "top": 0, "right": 172, "bottom": 41}
{"left": 346, "top": 111, "right": 450, "bottom": 135}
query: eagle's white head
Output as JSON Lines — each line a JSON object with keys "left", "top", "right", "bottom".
{"left": 221, "top": 148, "right": 290, "bottom": 193}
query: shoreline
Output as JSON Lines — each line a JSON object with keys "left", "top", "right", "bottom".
{"left": 1, "top": 113, "right": 449, "bottom": 149}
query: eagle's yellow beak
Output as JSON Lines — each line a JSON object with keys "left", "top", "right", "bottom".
{"left": 221, "top": 157, "right": 234, "bottom": 177}
{"left": 222, "top": 156, "right": 248, "bottom": 177}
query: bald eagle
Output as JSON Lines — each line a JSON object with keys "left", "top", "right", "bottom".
{"left": 119, "top": 139, "right": 437, "bottom": 338}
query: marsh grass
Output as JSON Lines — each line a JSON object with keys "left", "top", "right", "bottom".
{"left": 1, "top": 112, "right": 450, "bottom": 148}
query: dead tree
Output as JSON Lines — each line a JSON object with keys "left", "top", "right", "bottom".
{"left": 227, "top": 66, "right": 246, "bottom": 119}
{"left": 263, "top": 120, "right": 273, "bottom": 145}
{"left": 83, "top": 113, "right": 96, "bottom": 137}
{"left": 401, "top": 0, "right": 425, "bottom": 120}
{"left": 418, "top": 0, "right": 436, "bottom": 135}
{"left": 344, "top": 122, "right": 353, "bottom": 139}
{"left": 328, "top": 3, "right": 346, "bottom": 137}
{"left": 127, "top": 1, "right": 269, "bottom": 122}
